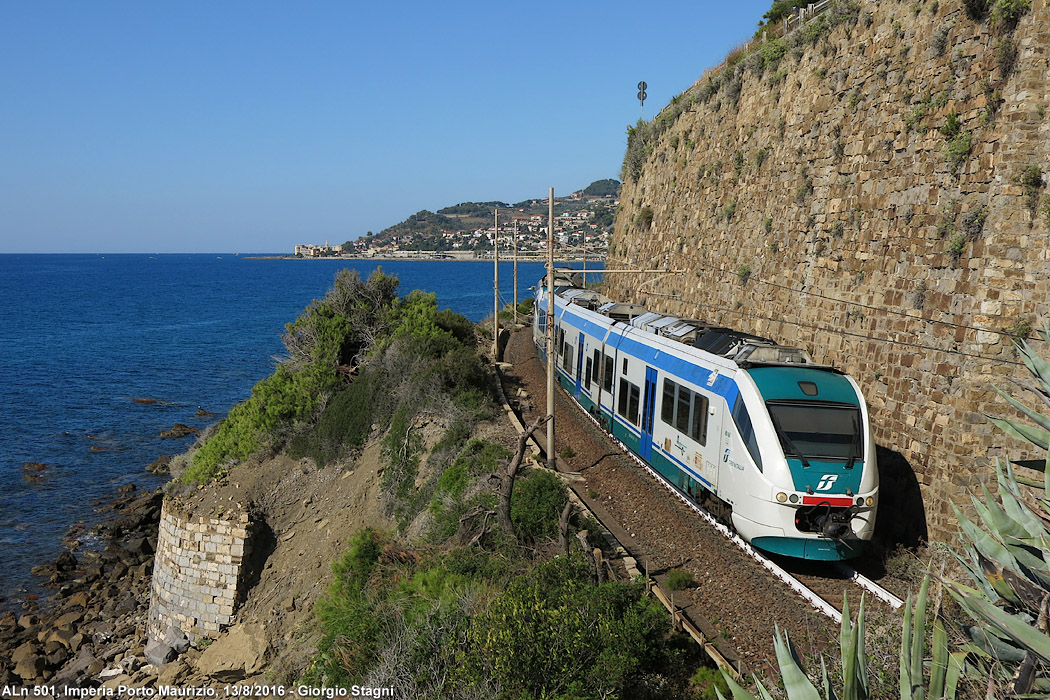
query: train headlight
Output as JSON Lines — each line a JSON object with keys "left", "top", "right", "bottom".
{"left": 788, "top": 494, "right": 798, "bottom": 503}
{"left": 776, "top": 492, "right": 788, "bottom": 503}
{"left": 856, "top": 497, "right": 864, "bottom": 506}
{"left": 865, "top": 496, "right": 875, "bottom": 507}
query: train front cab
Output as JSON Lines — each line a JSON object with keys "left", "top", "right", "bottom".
{"left": 729, "top": 366, "right": 877, "bottom": 561}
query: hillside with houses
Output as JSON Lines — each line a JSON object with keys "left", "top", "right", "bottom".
{"left": 293, "top": 179, "right": 618, "bottom": 259}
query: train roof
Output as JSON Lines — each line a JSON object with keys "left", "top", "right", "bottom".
{"left": 547, "top": 272, "right": 831, "bottom": 371}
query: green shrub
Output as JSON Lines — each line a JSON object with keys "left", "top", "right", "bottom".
{"left": 511, "top": 469, "right": 569, "bottom": 542}
{"left": 287, "top": 370, "right": 381, "bottom": 466}
{"left": 723, "top": 200, "right": 738, "bottom": 222}
{"left": 430, "top": 440, "right": 510, "bottom": 541}
{"left": 666, "top": 569, "right": 694, "bottom": 591}
{"left": 737, "top": 264, "right": 753, "bottom": 285}
{"left": 466, "top": 555, "right": 671, "bottom": 700}
{"left": 692, "top": 665, "right": 730, "bottom": 700}
{"left": 760, "top": 38, "right": 787, "bottom": 70}
{"left": 989, "top": 0, "right": 1030, "bottom": 32}
{"left": 944, "top": 131, "right": 973, "bottom": 175}
{"left": 1018, "top": 164, "right": 1045, "bottom": 210}
{"left": 996, "top": 37, "right": 1018, "bottom": 76}
{"left": 635, "top": 206, "right": 654, "bottom": 231}
{"left": 307, "top": 529, "right": 386, "bottom": 686}
{"left": 963, "top": 0, "right": 989, "bottom": 20}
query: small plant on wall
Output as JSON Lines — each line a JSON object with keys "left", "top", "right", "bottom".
{"left": 736, "top": 264, "right": 752, "bottom": 285}
{"left": 635, "top": 206, "right": 654, "bottom": 231}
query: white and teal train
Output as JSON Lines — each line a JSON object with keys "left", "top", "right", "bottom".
{"left": 533, "top": 271, "right": 878, "bottom": 560}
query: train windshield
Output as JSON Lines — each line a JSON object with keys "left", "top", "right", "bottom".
{"left": 766, "top": 402, "right": 862, "bottom": 463}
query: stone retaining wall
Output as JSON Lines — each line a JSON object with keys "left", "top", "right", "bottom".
{"left": 146, "top": 501, "right": 251, "bottom": 644}
{"left": 608, "top": 0, "right": 1050, "bottom": 543}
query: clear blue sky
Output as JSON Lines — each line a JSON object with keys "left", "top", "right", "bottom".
{"left": 1, "top": 1, "right": 770, "bottom": 253}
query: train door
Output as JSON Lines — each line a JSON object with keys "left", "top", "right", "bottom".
{"left": 574, "top": 332, "right": 585, "bottom": 396}
{"left": 639, "top": 366, "right": 658, "bottom": 461}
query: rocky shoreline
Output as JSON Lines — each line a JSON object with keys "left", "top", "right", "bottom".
{"left": 0, "top": 483, "right": 166, "bottom": 690}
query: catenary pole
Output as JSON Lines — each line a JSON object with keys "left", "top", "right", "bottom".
{"left": 513, "top": 220, "right": 519, "bottom": 325}
{"left": 546, "top": 188, "right": 555, "bottom": 469}
{"left": 493, "top": 209, "right": 499, "bottom": 360}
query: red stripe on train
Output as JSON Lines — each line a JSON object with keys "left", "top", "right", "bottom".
{"left": 801, "top": 496, "right": 854, "bottom": 507}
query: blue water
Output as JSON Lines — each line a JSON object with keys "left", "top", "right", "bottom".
{"left": 0, "top": 254, "right": 600, "bottom": 606}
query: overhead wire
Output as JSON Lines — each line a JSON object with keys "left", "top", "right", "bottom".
{"left": 617, "top": 253, "right": 1027, "bottom": 368}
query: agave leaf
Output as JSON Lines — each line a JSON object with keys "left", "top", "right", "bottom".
{"left": 855, "top": 596, "right": 867, "bottom": 700}
{"left": 911, "top": 578, "right": 928, "bottom": 696}
{"left": 948, "top": 580, "right": 1050, "bottom": 664}
{"left": 839, "top": 594, "right": 866, "bottom": 700}
{"left": 773, "top": 627, "right": 822, "bottom": 700}
{"left": 965, "top": 623, "right": 1028, "bottom": 662}
{"left": 1001, "top": 541, "right": 1050, "bottom": 586}
{"left": 900, "top": 592, "right": 915, "bottom": 700}
{"left": 955, "top": 504, "right": 1019, "bottom": 573}
{"left": 972, "top": 487, "right": 1029, "bottom": 541}
{"left": 1044, "top": 443, "right": 1050, "bottom": 494}
{"left": 945, "top": 650, "right": 969, "bottom": 697}
{"left": 1005, "top": 567, "right": 1050, "bottom": 612}
{"left": 1018, "top": 339, "right": 1050, "bottom": 389}
{"left": 929, "top": 618, "right": 948, "bottom": 700}
{"left": 953, "top": 548, "right": 1004, "bottom": 601}
{"left": 976, "top": 552, "right": 1023, "bottom": 606}
{"left": 988, "top": 415, "right": 1050, "bottom": 450}
{"left": 717, "top": 668, "right": 761, "bottom": 700}
{"left": 993, "top": 386, "right": 1050, "bottom": 433}
{"left": 994, "top": 462, "right": 1047, "bottom": 537}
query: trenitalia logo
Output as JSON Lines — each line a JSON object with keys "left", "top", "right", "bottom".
{"left": 816, "top": 474, "right": 838, "bottom": 491}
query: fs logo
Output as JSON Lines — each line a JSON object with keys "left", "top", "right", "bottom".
{"left": 816, "top": 474, "right": 838, "bottom": 491}
{"left": 723, "top": 448, "right": 730, "bottom": 463}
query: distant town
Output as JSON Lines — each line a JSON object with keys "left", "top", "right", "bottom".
{"left": 291, "top": 180, "right": 618, "bottom": 261}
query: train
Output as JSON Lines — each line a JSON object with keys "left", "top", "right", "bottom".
{"left": 532, "top": 270, "right": 877, "bottom": 561}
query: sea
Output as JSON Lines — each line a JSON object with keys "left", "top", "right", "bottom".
{"left": 0, "top": 253, "right": 603, "bottom": 608}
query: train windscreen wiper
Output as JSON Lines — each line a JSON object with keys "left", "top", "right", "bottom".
{"left": 844, "top": 414, "right": 861, "bottom": 469}
{"left": 770, "top": 412, "right": 810, "bottom": 468}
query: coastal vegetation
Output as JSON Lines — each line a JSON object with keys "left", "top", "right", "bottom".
{"left": 182, "top": 268, "right": 489, "bottom": 485}
{"left": 177, "top": 269, "right": 710, "bottom": 696}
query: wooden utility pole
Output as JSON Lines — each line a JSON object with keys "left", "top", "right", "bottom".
{"left": 493, "top": 209, "right": 499, "bottom": 360}
{"left": 546, "top": 188, "right": 556, "bottom": 470}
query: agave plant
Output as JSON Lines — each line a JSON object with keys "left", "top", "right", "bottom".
{"left": 716, "top": 579, "right": 962, "bottom": 700}
{"left": 716, "top": 595, "right": 869, "bottom": 700}
{"left": 940, "top": 324, "right": 1050, "bottom": 695}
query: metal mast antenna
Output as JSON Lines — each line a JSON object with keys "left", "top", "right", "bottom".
{"left": 546, "top": 188, "right": 556, "bottom": 470}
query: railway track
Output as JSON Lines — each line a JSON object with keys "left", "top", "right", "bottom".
{"left": 500, "top": 326, "right": 907, "bottom": 670}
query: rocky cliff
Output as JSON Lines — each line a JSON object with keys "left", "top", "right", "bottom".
{"left": 607, "top": 0, "right": 1050, "bottom": 543}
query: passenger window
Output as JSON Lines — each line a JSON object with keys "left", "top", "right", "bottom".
{"left": 622, "top": 358, "right": 628, "bottom": 375}
{"left": 691, "top": 393, "right": 709, "bottom": 446}
{"left": 675, "top": 387, "right": 691, "bottom": 434}
{"left": 618, "top": 378, "right": 641, "bottom": 425}
{"left": 603, "top": 355, "right": 614, "bottom": 392}
{"left": 661, "top": 379, "right": 675, "bottom": 424}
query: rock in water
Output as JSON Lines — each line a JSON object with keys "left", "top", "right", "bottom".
{"left": 160, "top": 424, "right": 199, "bottom": 438}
